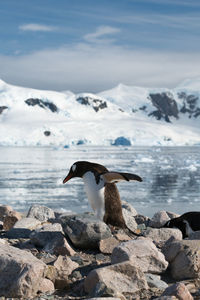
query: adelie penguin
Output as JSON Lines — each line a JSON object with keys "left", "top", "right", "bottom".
{"left": 63, "top": 161, "right": 142, "bottom": 228}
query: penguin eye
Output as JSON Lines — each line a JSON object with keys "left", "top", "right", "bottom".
{"left": 72, "top": 164, "right": 76, "bottom": 172}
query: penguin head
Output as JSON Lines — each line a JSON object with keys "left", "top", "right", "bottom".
{"left": 63, "top": 161, "right": 107, "bottom": 184}
{"left": 164, "top": 217, "right": 187, "bottom": 238}
{"left": 63, "top": 161, "right": 85, "bottom": 183}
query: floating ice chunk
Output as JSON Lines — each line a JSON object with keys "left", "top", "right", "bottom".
{"left": 187, "top": 165, "right": 197, "bottom": 172}
{"left": 167, "top": 198, "right": 173, "bottom": 204}
{"left": 135, "top": 157, "right": 154, "bottom": 163}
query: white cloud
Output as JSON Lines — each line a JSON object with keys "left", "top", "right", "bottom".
{"left": 0, "top": 40, "right": 200, "bottom": 93}
{"left": 83, "top": 26, "right": 121, "bottom": 42}
{"left": 19, "top": 23, "right": 57, "bottom": 32}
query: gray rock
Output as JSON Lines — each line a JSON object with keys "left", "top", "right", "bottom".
{"left": 0, "top": 205, "right": 13, "bottom": 221}
{"left": 0, "top": 243, "right": 51, "bottom": 298}
{"left": 44, "top": 235, "right": 76, "bottom": 256}
{"left": 164, "top": 239, "right": 200, "bottom": 279}
{"left": 121, "top": 200, "right": 137, "bottom": 216}
{"left": 111, "top": 237, "right": 168, "bottom": 274}
{"left": 30, "top": 223, "right": 64, "bottom": 247}
{"left": 52, "top": 255, "right": 79, "bottom": 289}
{"left": 27, "top": 205, "right": 55, "bottom": 222}
{"left": 30, "top": 222, "right": 75, "bottom": 255}
{"left": 121, "top": 201, "right": 138, "bottom": 232}
{"left": 89, "top": 281, "right": 126, "bottom": 299}
{"left": 145, "top": 273, "right": 168, "bottom": 290}
{"left": 99, "top": 237, "right": 119, "bottom": 254}
{"left": 162, "top": 282, "right": 193, "bottom": 300}
{"left": 14, "top": 217, "right": 41, "bottom": 229}
{"left": 166, "top": 211, "right": 180, "bottom": 219}
{"left": 6, "top": 217, "right": 41, "bottom": 238}
{"left": 38, "top": 278, "right": 55, "bottom": 294}
{"left": 134, "top": 214, "right": 150, "bottom": 227}
{"left": 60, "top": 213, "right": 112, "bottom": 249}
{"left": 84, "top": 261, "right": 148, "bottom": 296}
{"left": 149, "top": 211, "right": 180, "bottom": 229}
{"left": 143, "top": 227, "right": 182, "bottom": 247}
{"left": 149, "top": 211, "right": 171, "bottom": 228}
{"left": 122, "top": 209, "right": 138, "bottom": 232}
{"left": 3, "top": 211, "right": 22, "bottom": 231}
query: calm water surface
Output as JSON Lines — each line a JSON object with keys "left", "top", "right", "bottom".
{"left": 0, "top": 146, "right": 200, "bottom": 217}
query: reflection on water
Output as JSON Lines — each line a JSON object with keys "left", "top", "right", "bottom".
{"left": 0, "top": 146, "right": 200, "bottom": 217}
{"left": 151, "top": 174, "right": 178, "bottom": 197}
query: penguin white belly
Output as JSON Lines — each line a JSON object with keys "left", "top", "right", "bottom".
{"left": 183, "top": 220, "right": 194, "bottom": 236}
{"left": 82, "top": 171, "right": 105, "bottom": 220}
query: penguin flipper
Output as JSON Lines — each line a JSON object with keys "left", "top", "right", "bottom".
{"left": 102, "top": 172, "right": 142, "bottom": 183}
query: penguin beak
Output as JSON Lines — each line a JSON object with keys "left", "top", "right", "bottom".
{"left": 63, "top": 172, "right": 73, "bottom": 184}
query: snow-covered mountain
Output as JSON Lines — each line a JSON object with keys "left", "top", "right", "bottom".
{"left": 0, "top": 78, "right": 200, "bottom": 147}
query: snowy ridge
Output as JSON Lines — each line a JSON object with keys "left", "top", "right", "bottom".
{"left": 0, "top": 79, "right": 200, "bottom": 147}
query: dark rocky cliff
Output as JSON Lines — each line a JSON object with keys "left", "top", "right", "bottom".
{"left": 147, "top": 91, "right": 200, "bottom": 122}
{"left": 148, "top": 92, "right": 179, "bottom": 123}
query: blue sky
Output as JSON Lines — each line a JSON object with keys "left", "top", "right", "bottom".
{"left": 0, "top": 0, "right": 200, "bottom": 92}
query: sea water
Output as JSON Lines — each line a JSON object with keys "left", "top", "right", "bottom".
{"left": 0, "top": 146, "right": 199, "bottom": 217}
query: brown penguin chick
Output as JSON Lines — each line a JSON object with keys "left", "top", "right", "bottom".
{"left": 63, "top": 161, "right": 142, "bottom": 228}
{"left": 103, "top": 182, "right": 126, "bottom": 228}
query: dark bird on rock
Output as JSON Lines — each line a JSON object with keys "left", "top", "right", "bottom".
{"left": 163, "top": 211, "right": 200, "bottom": 238}
{"left": 63, "top": 161, "right": 142, "bottom": 228}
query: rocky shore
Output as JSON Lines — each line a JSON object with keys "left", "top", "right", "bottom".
{"left": 0, "top": 202, "right": 199, "bottom": 299}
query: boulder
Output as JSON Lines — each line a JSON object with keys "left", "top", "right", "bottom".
{"left": 3, "top": 211, "right": 22, "bottom": 231}
{"left": 0, "top": 205, "right": 13, "bottom": 221}
{"left": 121, "top": 201, "right": 138, "bottom": 232}
{"left": 99, "top": 237, "right": 119, "bottom": 254}
{"left": 111, "top": 237, "right": 168, "bottom": 274}
{"left": 52, "top": 255, "right": 79, "bottom": 289}
{"left": 38, "top": 278, "right": 55, "bottom": 294}
{"left": 86, "top": 281, "right": 126, "bottom": 299}
{"left": 149, "top": 211, "right": 180, "bottom": 228}
{"left": 149, "top": 211, "right": 171, "bottom": 228}
{"left": 27, "top": 204, "right": 55, "bottom": 222}
{"left": 166, "top": 211, "right": 180, "bottom": 219}
{"left": 44, "top": 235, "right": 76, "bottom": 256}
{"left": 142, "top": 227, "right": 182, "bottom": 247}
{"left": 134, "top": 214, "right": 150, "bottom": 227}
{"left": 30, "top": 222, "right": 75, "bottom": 256}
{"left": 60, "top": 213, "right": 112, "bottom": 249}
{"left": 145, "top": 274, "right": 168, "bottom": 290}
{"left": 30, "top": 223, "right": 64, "bottom": 247}
{"left": 122, "top": 209, "right": 138, "bottom": 233}
{"left": 84, "top": 261, "right": 148, "bottom": 296}
{"left": 0, "top": 243, "right": 51, "bottom": 298}
{"left": 162, "top": 282, "right": 193, "bottom": 300}
{"left": 121, "top": 201, "right": 137, "bottom": 216}
{"left": 164, "top": 240, "right": 200, "bottom": 279}
{"left": 115, "top": 232, "right": 132, "bottom": 242}
{"left": 6, "top": 217, "right": 41, "bottom": 238}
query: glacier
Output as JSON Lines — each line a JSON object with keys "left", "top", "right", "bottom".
{"left": 0, "top": 78, "right": 200, "bottom": 147}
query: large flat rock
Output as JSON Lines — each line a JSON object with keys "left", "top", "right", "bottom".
{"left": 60, "top": 213, "right": 112, "bottom": 249}
{"left": 111, "top": 237, "right": 168, "bottom": 274}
